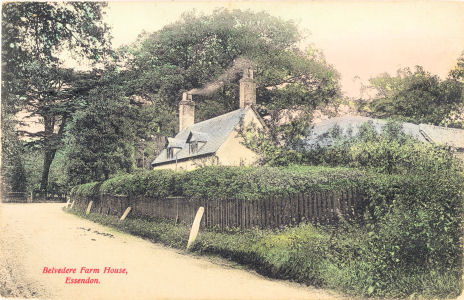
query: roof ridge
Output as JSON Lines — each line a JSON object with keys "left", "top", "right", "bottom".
{"left": 188, "top": 107, "right": 246, "bottom": 127}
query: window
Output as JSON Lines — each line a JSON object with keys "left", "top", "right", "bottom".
{"left": 189, "top": 141, "right": 198, "bottom": 154}
{"left": 167, "top": 148, "right": 174, "bottom": 159}
{"left": 189, "top": 141, "right": 206, "bottom": 154}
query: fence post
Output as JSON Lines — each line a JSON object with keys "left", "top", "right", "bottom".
{"left": 238, "top": 198, "right": 241, "bottom": 229}
{"left": 204, "top": 198, "right": 208, "bottom": 228}
{"left": 247, "top": 200, "right": 251, "bottom": 228}
{"left": 220, "top": 198, "right": 223, "bottom": 229}
{"left": 214, "top": 198, "right": 218, "bottom": 229}
{"left": 263, "top": 197, "right": 269, "bottom": 228}
{"left": 324, "top": 191, "right": 329, "bottom": 223}
{"left": 327, "top": 191, "right": 332, "bottom": 222}
{"left": 304, "top": 193, "right": 310, "bottom": 223}
{"left": 311, "top": 192, "right": 315, "bottom": 222}
{"left": 186, "top": 207, "right": 204, "bottom": 250}
{"left": 269, "top": 196, "right": 273, "bottom": 228}
{"left": 251, "top": 200, "right": 256, "bottom": 228}
{"left": 243, "top": 200, "right": 248, "bottom": 228}
{"left": 242, "top": 199, "right": 248, "bottom": 228}
{"left": 273, "top": 195, "right": 278, "bottom": 228}
{"left": 120, "top": 207, "right": 132, "bottom": 221}
{"left": 313, "top": 192, "right": 317, "bottom": 222}
{"left": 325, "top": 191, "right": 330, "bottom": 223}
{"left": 335, "top": 191, "right": 341, "bottom": 222}
{"left": 227, "top": 199, "right": 231, "bottom": 228}
{"left": 234, "top": 198, "right": 238, "bottom": 228}
{"left": 86, "top": 201, "right": 93, "bottom": 215}
{"left": 226, "top": 199, "right": 229, "bottom": 228}
{"left": 350, "top": 187, "right": 355, "bottom": 219}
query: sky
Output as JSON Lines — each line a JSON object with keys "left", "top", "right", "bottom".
{"left": 104, "top": 0, "right": 464, "bottom": 98}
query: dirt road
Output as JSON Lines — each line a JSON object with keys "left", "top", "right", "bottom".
{"left": 0, "top": 203, "right": 349, "bottom": 300}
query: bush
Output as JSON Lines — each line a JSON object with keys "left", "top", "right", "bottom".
{"left": 182, "top": 165, "right": 363, "bottom": 200}
{"left": 72, "top": 165, "right": 365, "bottom": 200}
{"left": 99, "top": 169, "right": 180, "bottom": 198}
{"left": 70, "top": 181, "right": 101, "bottom": 197}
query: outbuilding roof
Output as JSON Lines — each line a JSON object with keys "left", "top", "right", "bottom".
{"left": 419, "top": 124, "right": 464, "bottom": 149}
{"left": 300, "top": 115, "right": 464, "bottom": 149}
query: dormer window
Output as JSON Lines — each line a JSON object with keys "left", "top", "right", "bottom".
{"left": 188, "top": 140, "right": 206, "bottom": 154}
{"left": 189, "top": 141, "right": 198, "bottom": 154}
{"left": 166, "top": 137, "right": 184, "bottom": 159}
{"left": 167, "top": 147, "right": 182, "bottom": 159}
{"left": 167, "top": 148, "right": 174, "bottom": 159}
{"left": 187, "top": 131, "right": 208, "bottom": 154}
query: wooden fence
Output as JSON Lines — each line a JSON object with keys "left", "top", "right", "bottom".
{"left": 1, "top": 192, "right": 29, "bottom": 203}
{"left": 72, "top": 188, "right": 364, "bottom": 229}
{"left": 2, "top": 192, "right": 67, "bottom": 203}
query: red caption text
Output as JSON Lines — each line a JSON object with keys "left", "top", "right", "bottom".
{"left": 42, "top": 266, "right": 128, "bottom": 284}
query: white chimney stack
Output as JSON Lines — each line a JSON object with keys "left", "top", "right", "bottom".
{"left": 179, "top": 92, "right": 195, "bottom": 132}
{"left": 239, "top": 67, "right": 256, "bottom": 108}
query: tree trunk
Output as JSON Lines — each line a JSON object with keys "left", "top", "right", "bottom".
{"left": 40, "top": 148, "right": 57, "bottom": 192}
{"left": 39, "top": 114, "right": 56, "bottom": 193}
{"left": 39, "top": 113, "right": 67, "bottom": 193}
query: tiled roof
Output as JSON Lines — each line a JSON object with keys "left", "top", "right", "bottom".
{"left": 300, "top": 116, "right": 464, "bottom": 149}
{"left": 166, "top": 137, "right": 185, "bottom": 149}
{"left": 187, "top": 131, "right": 210, "bottom": 143}
{"left": 152, "top": 108, "right": 249, "bottom": 166}
{"left": 419, "top": 124, "right": 464, "bottom": 148}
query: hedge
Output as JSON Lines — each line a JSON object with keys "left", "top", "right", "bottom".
{"left": 70, "top": 181, "right": 101, "bottom": 197}
{"left": 71, "top": 165, "right": 365, "bottom": 200}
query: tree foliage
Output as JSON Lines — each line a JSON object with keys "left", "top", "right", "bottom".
{"left": 1, "top": 2, "right": 110, "bottom": 192}
{"left": 357, "top": 66, "right": 463, "bottom": 127}
{"left": 1, "top": 113, "right": 27, "bottom": 193}
{"left": 63, "top": 70, "right": 136, "bottom": 186}
{"left": 449, "top": 52, "right": 464, "bottom": 82}
{"left": 122, "top": 9, "right": 340, "bottom": 132}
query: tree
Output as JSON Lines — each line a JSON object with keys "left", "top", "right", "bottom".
{"left": 64, "top": 96, "right": 133, "bottom": 185}
{"left": 449, "top": 52, "right": 464, "bottom": 82}
{"left": 442, "top": 52, "right": 464, "bottom": 128}
{"left": 123, "top": 9, "right": 340, "bottom": 134}
{"left": 1, "top": 113, "right": 27, "bottom": 193}
{"left": 358, "top": 66, "right": 463, "bottom": 126}
{"left": 63, "top": 67, "right": 156, "bottom": 185}
{"left": 2, "top": 2, "right": 110, "bottom": 193}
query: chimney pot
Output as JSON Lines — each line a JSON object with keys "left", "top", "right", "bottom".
{"left": 182, "top": 92, "right": 193, "bottom": 102}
